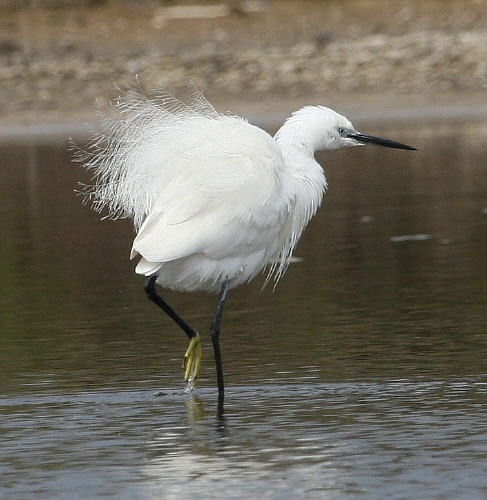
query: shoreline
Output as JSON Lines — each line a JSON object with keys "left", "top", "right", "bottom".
{"left": 2, "top": 89, "right": 487, "bottom": 142}
{"left": 1, "top": 0, "right": 487, "bottom": 133}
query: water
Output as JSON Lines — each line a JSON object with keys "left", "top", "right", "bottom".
{"left": 1, "top": 118, "right": 487, "bottom": 499}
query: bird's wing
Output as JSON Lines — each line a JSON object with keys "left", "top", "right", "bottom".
{"left": 131, "top": 121, "right": 293, "bottom": 264}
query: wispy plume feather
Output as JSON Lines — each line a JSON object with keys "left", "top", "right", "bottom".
{"left": 74, "top": 84, "right": 220, "bottom": 230}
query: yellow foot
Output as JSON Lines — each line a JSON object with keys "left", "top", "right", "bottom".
{"left": 183, "top": 333, "right": 202, "bottom": 392}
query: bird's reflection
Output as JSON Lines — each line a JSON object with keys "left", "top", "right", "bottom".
{"left": 184, "top": 392, "right": 205, "bottom": 421}
{"left": 184, "top": 392, "right": 227, "bottom": 437}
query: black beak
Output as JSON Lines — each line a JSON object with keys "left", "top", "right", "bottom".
{"left": 347, "top": 131, "right": 416, "bottom": 151}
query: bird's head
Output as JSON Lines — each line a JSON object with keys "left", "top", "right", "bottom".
{"left": 279, "top": 105, "right": 416, "bottom": 153}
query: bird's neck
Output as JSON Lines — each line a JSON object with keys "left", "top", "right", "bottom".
{"left": 275, "top": 122, "right": 328, "bottom": 239}
{"left": 275, "top": 122, "right": 328, "bottom": 211}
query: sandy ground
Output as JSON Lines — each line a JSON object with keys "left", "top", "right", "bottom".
{"left": 1, "top": 0, "right": 487, "bottom": 131}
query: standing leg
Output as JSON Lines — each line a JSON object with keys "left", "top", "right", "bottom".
{"left": 211, "top": 280, "right": 230, "bottom": 404}
{"left": 144, "top": 273, "right": 202, "bottom": 389}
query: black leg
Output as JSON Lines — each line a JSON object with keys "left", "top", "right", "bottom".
{"left": 211, "top": 280, "right": 230, "bottom": 404}
{"left": 144, "top": 273, "right": 197, "bottom": 340}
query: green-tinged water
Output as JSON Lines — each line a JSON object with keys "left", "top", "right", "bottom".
{"left": 1, "top": 119, "right": 486, "bottom": 499}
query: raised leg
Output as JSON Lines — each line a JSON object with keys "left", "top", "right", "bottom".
{"left": 144, "top": 273, "right": 202, "bottom": 390}
{"left": 211, "top": 280, "right": 230, "bottom": 404}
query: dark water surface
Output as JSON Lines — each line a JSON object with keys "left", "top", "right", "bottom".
{"left": 1, "top": 118, "right": 486, "bottom": 499}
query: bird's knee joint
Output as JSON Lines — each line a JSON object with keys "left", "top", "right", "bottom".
{"left": 144, "top": 273, "right": 158, "bottom": 297}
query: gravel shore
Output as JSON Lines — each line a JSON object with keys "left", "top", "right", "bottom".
{"left": 1, "top": 0, "right": 487, "bottom": 126}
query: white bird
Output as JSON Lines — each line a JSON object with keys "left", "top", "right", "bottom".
{"left": 78, "top": 86, "right": 415, "bottom": 402}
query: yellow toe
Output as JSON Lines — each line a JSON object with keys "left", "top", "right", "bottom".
{"left": 183, "top": 333, "right": 202, "bottom": 387}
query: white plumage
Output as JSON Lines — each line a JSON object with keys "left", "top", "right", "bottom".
{"left": 80, "top": 88, "right": 357, "bottom": 292}
{"left": 78, "top": 86, "right": 415, "bottom": 398}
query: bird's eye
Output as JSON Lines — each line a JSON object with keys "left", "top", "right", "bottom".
{"left": 338, "top": 128, "right": 347, "bottom": 135}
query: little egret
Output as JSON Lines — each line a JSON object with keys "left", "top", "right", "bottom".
{"left": 78, "top": 87, "right": 415, "bottom": 401}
